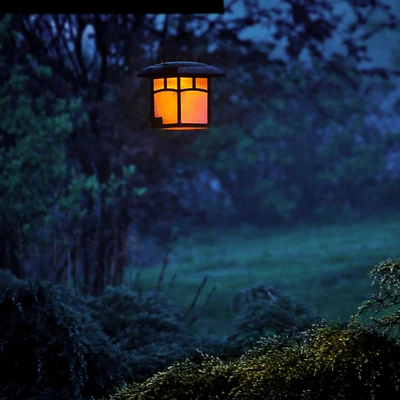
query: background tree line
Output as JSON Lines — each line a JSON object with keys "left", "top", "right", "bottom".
{"left": 1, "top": 0, "right": 400, "bottom": 295}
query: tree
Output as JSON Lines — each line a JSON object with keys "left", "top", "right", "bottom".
{"left": 185, "top": 0, "right": 400, "bottom": 223}
{"left": 0, "top": 16, "right": 81, "bottom": 278}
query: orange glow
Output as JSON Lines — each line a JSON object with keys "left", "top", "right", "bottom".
{"left": 196, "top": 78, "right": 208, "bottom": 90}
{"left": 153, "top": 78, "right": 164, "bottom": 91}
{"left": 154, "top": 91, "right": 178, "bottom": 124}
{"left": 166, "top": 78, "right": 177, "bottom": 89}
{"left": 181, "top": 91, "right": 208, "bottom": 124}
{"left": 162, "top": 127, "right": 207, "bottom": 130}
{"left": 180, "top": 77, "right": 193, "bottom": 89}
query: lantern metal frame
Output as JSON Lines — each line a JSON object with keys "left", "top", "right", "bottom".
{"left": 137, "top": 61, "right": 224, "bottom": 130}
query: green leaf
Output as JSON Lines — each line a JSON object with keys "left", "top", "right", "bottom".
{"left": 123, "top": 164, "right": 136, "bottom": 178}
{"left": 22, "top": 223, "right": 31, "bottom": 235}
{"left": 36, "top": 65, "right": 53, "bottom": 79}
{"left": 133, "top": 187, "right": 147, "bottom": 196}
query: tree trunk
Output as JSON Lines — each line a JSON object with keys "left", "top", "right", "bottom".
{"left": 114, "top": 224, "right": 128, "bottom": 286}
{"left": 0, "top": 232, "right": 24, "bottom": 279}
{"left": 82, "top": 220, "right": 91, "bottom": 295}
{"left": 92, "top": 195, "right": 108, "bottom": 296}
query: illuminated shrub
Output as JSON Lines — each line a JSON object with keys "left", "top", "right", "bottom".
{"left": 109, "top": 322, "right": 400, "bottom": 400}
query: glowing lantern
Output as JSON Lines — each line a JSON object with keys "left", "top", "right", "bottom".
{"left": 137, "top": 61, "right": 224, "bottom": 131}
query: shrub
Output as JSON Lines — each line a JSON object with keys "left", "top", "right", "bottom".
{"left": 351, "top": 258, "right": 400, "bottom": 338}
{"left": 85, "top": 286, "right": 233, "bottom": 383}
{"left": 108, "top": 322, "right": 400, "bottom": 400}
{"left": 0, "top": 271, "right": 131, "bottom": 400}
{"left": 223, "top": 283, "right": 320, "bottom": 357}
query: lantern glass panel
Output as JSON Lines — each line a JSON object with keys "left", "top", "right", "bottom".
{"left": 166, "top": 78, "right": 178, "bottom": 89}
{"left": 195, "top": 78, "right": 208, "bottom": 90}
{"left": 181, "top": 91, "right": 208, "bottom": 124}
{"left": 153, "top": 78, "right": 164, "bottom": 91}
{"left": 154, "top": 91, "right": 178, "bottom": 124}
{"left": 180, "top": 77, "right": 193, "bottom": 89}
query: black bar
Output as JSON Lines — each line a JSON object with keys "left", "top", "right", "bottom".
{"left": 177, "top": 76, "right": 181, "bottom": 124}
{"left": 10, "top": 0, "right": 225, "bottom": 13}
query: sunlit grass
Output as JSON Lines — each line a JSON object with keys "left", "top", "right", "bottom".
{"left": 124, "top": 212, "right": 400, "bottom": 338}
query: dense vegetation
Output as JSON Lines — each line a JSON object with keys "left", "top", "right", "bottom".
{"left": 0, "top": 266, "right": 318, "bottom": 399}
{"left": 1, "top": 257, "right": 400, "bottom": 399}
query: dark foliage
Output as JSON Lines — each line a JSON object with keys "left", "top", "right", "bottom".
{"left": 223, "top": 283, "right": 320, "bottom": 357}
{"left": 83, "top": 285, "right": 231, "bottom": 383}
{"left": 0, "top": 271, "right": 130, "bottom": 400}
{"left": 0, "top": 267, "right": 325, "bottom": 399}
{"left": 3, "top": 256, "right": 400, "bottom": 399}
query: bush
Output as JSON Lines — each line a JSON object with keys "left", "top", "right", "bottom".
{"left": 109, "top": 322, "right": 400, "bottom": 400}
{"left": 351, "top": 258, "right": 400, "bottom": 338}
{"left": 223, "top": 283, "right": 320, "bottom": 357}
{"left": 85, "top": 286, "right": 233, "bottom": 382}
{"left": 0, "top": 271, "right": 131, "bottom": 400}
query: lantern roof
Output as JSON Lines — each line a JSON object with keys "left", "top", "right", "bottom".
{"left": 137, "top": 61, "right": 225, "bottom": 78}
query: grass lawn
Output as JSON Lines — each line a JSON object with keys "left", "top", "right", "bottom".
{"left": 124, "top": 212, "right": 400, "bottom": 339}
